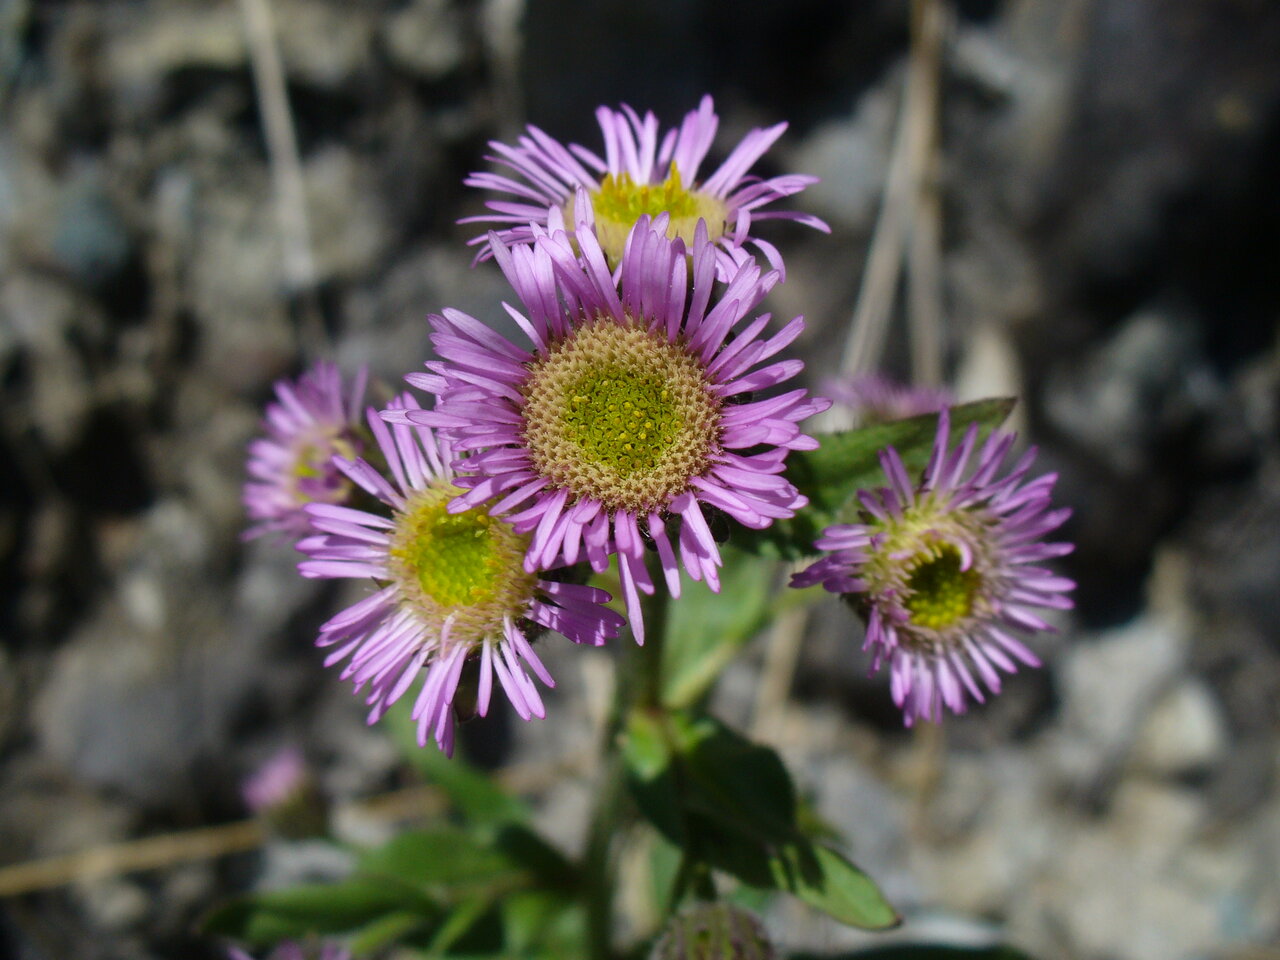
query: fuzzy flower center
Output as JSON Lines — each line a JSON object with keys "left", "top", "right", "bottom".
{"left": 861, "top": 497, "right": 997, "bottom": 650}
{"left": 290, "top": 432, "right": 357, "bottom": 502}
{"left": 388, "top": 484, "right": 537, "bottom": 642}
{"left": 567, "top": 166, "right": 728, "bottom": 266}
{"left": 902, "top": 543, "right": 984, "bottom": 631}
{"left": 521, "top": 318, "right": 721, "bottom": 514}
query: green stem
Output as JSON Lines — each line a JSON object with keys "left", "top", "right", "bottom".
{"left": 583, "top": 753, "right": 624, "bottom": 960}
{"left": 639, "top": 577, "right": 671, "bottom": 708}
{"left": 584, "top": 560, "right": 672, "bottom": 960}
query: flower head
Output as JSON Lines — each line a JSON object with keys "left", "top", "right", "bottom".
{"left": 389, "top": 216, "right": 827, "bottom": 642}
{"left": 792, "top": 409, "right": 1075, "bottom": 725}
{"left": 241, "top": 746, "right": 310, "bottom": 814}
{"left": 244, "top": 362, "right": 368, "bottom": 541}
{"left": 297, "top": 397, "right": 624, "bottom": 755}
{"left": 651, "top": 904, "right": 776, "bottom": 960}
{"left": 824, "top": 373, "right": 953, "bottom": 425}
{"left": 463, "top": 95, "right": 828, "bottom": 278}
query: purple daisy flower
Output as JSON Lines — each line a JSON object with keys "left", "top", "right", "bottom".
{"left": 244, "top": 361, "right": 368, "bottom": 541}
{"left": 792, "top": 408, "right": 1075, "bottom": 726}
{"left": 241, "top": 746, "right": 309, "bottom": 815}
{"left": 388, "top": 215, "right": 828, "bottom": 643}
{"left": 823, "top": 373, "right": 953, "bottom": 425}
{"left": 297, "top": 396, "right": 625, "bottom": 755}
{"left": 462, "top": 94, "right": 829, "bottom": 278}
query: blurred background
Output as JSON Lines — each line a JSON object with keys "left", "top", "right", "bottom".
{"left": 0, "top": 0, "right": 1278, "bottom": 958}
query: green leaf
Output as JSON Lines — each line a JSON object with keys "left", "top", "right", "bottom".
{"left": 501, "top": 890, "right": 580, "bottom": 955}
{"left": 662, "top": 546, "right": 778, "bottom": 709}
{"left": 621, "top": 709, "right": 898, "bottom": 930}
{"left": 346, "top": 909, "right": 433, "bottom": 955}
{"left": 673, "top": 714, "right": 797, "bottom": 841}
{"left": 200, "top": 876, "right": 437, "bottom": 945}
{"left": 425, "top": 895, "right": 502, "bottom": 954}
{"left": 622, "top": 708, "right": 686, "bottom": 843}
{"left": 769, "top": 843, "right": 900, "bottom": 930}
{"left": 357, "top": 826, "right": 524, "bottom": 891}
{"left": 734, "top": 398, "right": 1016, "bottom": 559}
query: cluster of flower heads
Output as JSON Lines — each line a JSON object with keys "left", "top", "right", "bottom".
{"left": 244, "top": 97, "right": 1074, "bottom": 745}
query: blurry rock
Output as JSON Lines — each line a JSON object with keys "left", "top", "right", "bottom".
{"left": 51, "top": 174, "right": 133, "bottom": 290}
{"left": 0, "top": 274, "right": 97, "bottom": 450}
{"left": 1052, "top": 609, "right": 1189, "bottom": 786}
{"left": 31, "top": 500, "right": 265, "bottom": 804}
{"left": 106, "top": 0, "right": 373, "bottom": 98}
{"left": 75, "top": 877, "right": 150, "bottom": 933}
{"left": 188, "top": 170, "right": 293, "bottom": 389}
{"left": 106, "top": 3, "right": 244, "bottom": 99}
{"left": 273, "top": 0, "right": 374, "bottom": 90}
{"left": 814, "top": 753, "right": 917, "bottom": 908}
{"left": 790, "top": 80, "right": 896, "bottom": 232}
{"left": 304, "top": 146, "right": 392, "bottom": 282}
{"left": 383, "top": 0, "right": 466, "bottom": 81}
{"left": 1043, "top": 306, "right": 1217, "bottom": 476}
{"left": 1131, "top": 679, "right": 1229, "bottom": 777}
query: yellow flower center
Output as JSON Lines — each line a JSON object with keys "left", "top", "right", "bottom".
{"left": 902, "top": 543, "right": 984, "bottom": 631}
{"left": 859, "top": 495, "right": 997, "bottom": 650}
{"left": 290, "top": 432, "right": 357, "bottom": 502}
{"left": 521, "top": 319, "right": 721, "bottom": 514}
{"left": 388, "top": 484, "right": 537, "bottom": 643}
{"left": 565, "top": 165, "right": 728, "bottom": 266}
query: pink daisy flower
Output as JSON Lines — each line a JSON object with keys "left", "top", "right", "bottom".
{"left": 387, "top": 214, "right": 828, "bottom": 643}
{"left": 462, "top": 95, "right": 829, "bottom": 278}
{"left": 792, "top": 408, "right": 1075, "bottom": 725}
{"left": 241, "top": 745, "right": 310, "bottom": 815}
{"left": 297, "top": 396, "right": 624, "bottom": 755}
{"left": 244, "top": 361, "right": 368, "bottom": 541}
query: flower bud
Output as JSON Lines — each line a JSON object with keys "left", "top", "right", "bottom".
{"left": 650, "top": 904, "right": 775, "bottom": 960}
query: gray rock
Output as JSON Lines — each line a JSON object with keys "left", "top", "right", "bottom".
{"left": 51, "top": 174, "right": 133, "bottom": 289}
{"left": 1044, "top": 307, "right": 1219, "bottom": 476}
{"left": 1131, "top": 679, "right": 1229, "bottom": 777}
{"left": 383, "top": 0, "right": 466, "bottom": 80}
{"left": 1052, "top": 609, "right": 1189, "bottom": 787}
{"left": 789, "top": 82, "right": 896, "bottom": 233}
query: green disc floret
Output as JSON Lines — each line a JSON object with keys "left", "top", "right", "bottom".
{"left": 521, "top": 319, "right": 721, "bottom": 514}
{"left": 563, "top": 367, "right": 682, "bottom": 476}
{"left": 902, "top": 543, "right": 983, "bottom": 631}
{"left": 388, "top": 485, "right": 537, "bottom": 642}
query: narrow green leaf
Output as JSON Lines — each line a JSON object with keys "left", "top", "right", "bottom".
{"left": 500, "top": 889, "right": 576, "bottom": 954}
{"left": 735, "top": 398, "right": 1016, "bottom": 559}
{"left": 425, "top": 895, "right": 500, "bottom": 954}
{"left": 357, "top": 826, "right": 521, "bottom": 891}
{"left": 769, "top": 843, "right": 899, "bottom": 930}
{"left": 200, "top": 877, "right": 435, "bottom": 945}
{"left": 346, "top": 909, "right": 432, "bottom": 955}
{"left": 662, "top": 546, "right": 778, "bottom": 708}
